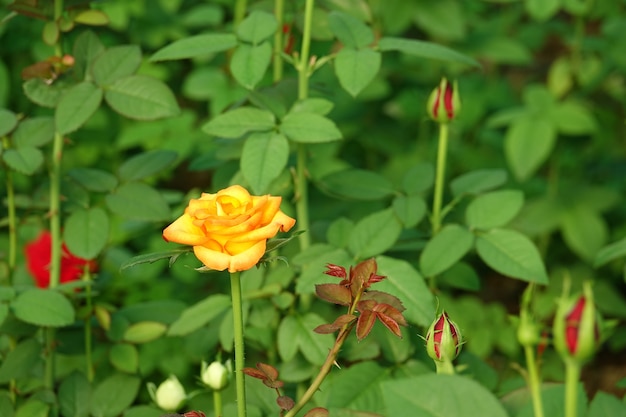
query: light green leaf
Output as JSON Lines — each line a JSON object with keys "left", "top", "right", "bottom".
{"left": 90, "top": 374, "right": 140, "bottom": 417}
{"left": 594, "top": 236, "right": 626, "bottom": 268}
{"left": 402, "top": 163, "right": 435, "bottom": 195}
{"left": 466, "top": 190, "right": 524, "bottom": 229}
{"left": 67, "top": 167, "right": 118, "bottom": 192}
{"left": 2, "top": 147, "right": 44, "bottom": 175}
{"left": 378, "top": 36, "right": 480, "bottom": 67}
{"left": 376, "top": 256, "right": 434, "bottom": 326}
{"left": 167, "top": 294, "right": 231, "bottom": 336}
{"left": 202, "top": 107, "right": 275, "bottom": 138}
{"left": 277, "top": 313, "right": 334, "bottom": 365}
{"left": 587, "top": 390, "right": 626, "bottom": 417}
{"left": 55, "top": 81, "right": 102, "bottom": 134}
{"left": 0, "top": 108, "right": 17, "bottom": 136}
{"left": 236, "top": 10, "right": 277, "bottom": 44}
{"left": 552, "top": 100, "right": 597, "bottom": 135}
{"left": 290, "top": 98, "right": 334, "bottom": 115}
{"left": 93, "top": 45, "right": 142, "bottom": 86}
{"left": 241, "top": 132, "right": 289, "bottom": 194}
{"left": 15, "top": 400, "right": 49, "bottom": 417}
{"left": 476, "top": 229, "right": 548, "bottom": 284}
{"left": 109, "top": 344, "right": 139, "bottom": 374}
{"left": 118, "top": 149, "right": 178, "bottom": 181}
{"left": 525, "top": 0, "right": 561, "bottom": 21}
{"left": 328, "top": 11, "right": 374, "bottom": 49}
{"left": 335, "top": 48, "right": 381, "bottom": 97}
{"left": 280, "top": 112, "right": 342, "bottom": 143}
{"left": 22, "top": 78, "right": 67, "bottom": 108}
{"left": 450, "top": 169, "right": 508, "bottom": 197}
{"left": 105, "top": 182, "right": 170, "bottom": 221}
{"left": 318, "top": 169, "right": 395, "bottom": 200}
{"left": 392, "top": 195, "right": 427, "bottom": 228}
{"left": 230, "top": 42, "right": 272, "bottom": 90}
{"left": 505, "top": 115, "right": 556, "bottom": 181}
{"left": 123, "top": 321, "right": 167, "bottom": 344}
{"left": 348, "top": 208, "right": 402, "bottom": 259}
{"left": 150, "top": 33, "right": 237, "bottom": 61}
{"left": 12, "top": 289, "right": 75, "bottom": 327}
{"left": 561, "top": 205, "right": 607, "bottom": 261}
{"left": 323, "top": 361, "right": 388, "bottom": 414}
{"left": 13, "top": 116, "right": 54, "bottom": 147}
{"left": 63, "top": 207, "right": 109, "bottom": 259}
{"left": 382, "top": 374, "right": 508, "bottom": 417}
{"left": 420, "top": 224, "right": 474, "bottom": 277}
{"left": 105, "top": 75, "right": 180, "bottom": 120}
{"left": 72, "top": 30, "right": 105, "bottom": 81}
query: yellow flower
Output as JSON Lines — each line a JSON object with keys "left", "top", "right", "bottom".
{"left": 163, "top": 185, "right": 296, "bottom": 272}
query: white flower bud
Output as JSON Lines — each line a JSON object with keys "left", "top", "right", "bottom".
{"left": 201, "top": 361, "right": 230, "bottom": 391}
{"left": 154, "top": 375, "right": 186, "bottom": 411}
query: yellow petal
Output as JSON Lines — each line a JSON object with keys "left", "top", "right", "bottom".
{"left": 163, "top": 214, "right": 209, "bottom": 246}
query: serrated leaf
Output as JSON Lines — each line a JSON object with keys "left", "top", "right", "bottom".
{"left": 12, "top": 288, "right": 75, "bottom": 327}
{"left": 167, "top": 294, "right": 231, "bottom": 336}
{"left": 466, "top": 190, "right": 524, "bottom": 229}
{"left": 348, "top": 209, "right": 402, "bottom": 258}
{"left": 22, "top": 78, "right": 67, "bottom": 108}
{"left": 230, "top": 42, "right": 272, "bottom": 90}
{"left": 241, "top": 132, "right": 289, "bottom": 194}
{"left": 420, "top": 224, "right": 474, "bottom": 277}
{"left": 118, "top": 149, "right": 178, "bottom": 181}
{"left": 236, "top": 10, "right": 277, "bottom": 44}
{"left": 120, "top": 249, "right": 193, "bottom": 270}
{"left": 63, "top": 207, "right": 109, "bottom": 259}
{"left": 104, "top": 75, "right": 180, "bottom": 120}
{"left": 328, "top": 11, "right": 374, "bottom": 49}
{"left": 202, "top": 107, "right": 275, "bottom": 138}
{"left": 150, "top": 33, "right": 237, "bottom": 61}
{"left": 378, "top": 37, "right": 480, "bottom": 67}
{"left": 55, "top": 81, "right": 103, "bottom": 134}
{"left": 3, "top": 147, "right": 44, "bottom": 175}
{"left": 280, "top": 112, "right": 342, "bottom": 143}
{"left": 105, "top": 182, "right": 170, "bottom": 221}
{"left": 505, "top": 115, "right": 556, "bottom": 181}
{"left": 334, "top": 48, "right": 381, "bottom": 97}
{"left": 476, "top": 228, "right": 548, "bottom": 284}
{"left": 92, "top": 45, "right": 142, "bottom": 86}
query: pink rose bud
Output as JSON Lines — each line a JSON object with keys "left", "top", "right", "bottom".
{"left": 426, "top": 311, "right": 463, "bottom": 362}
{"left": 427, "top": 78, "right": 461, "bottom": 123}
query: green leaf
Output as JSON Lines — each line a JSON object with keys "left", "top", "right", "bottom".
{"left": 72, "top": 30, "right": 105, "bottom": 81}
{"left": 0, "top": 108, "right": 17, "bottom": 136}
{"left": 382, "top": 374, "right": 508, "bottom": 417}
{"left": 328, "top": 11, "right": 374, "bottom": 49}
{"left": 241, "top": 132, "right": 289, "bottom": 194}
{"left": 280, "top": 112, "right": 342, "bottom": 143}
{"left": 323, "top": 361, "right": 388, "bottom": 414}
{"left": 230, "top": 42, "right": 272, "bottom": 90}
{"left": 594, "top": 236, "right": 626, "bottom": 268}
{"left": 236, "top": 10, "right": 277, "bottom": 44}
{"left": 104, "top": 75, "right": 180, "bottom": 120}
{"left": 167, "top": 294, "right": 232, "bottom": 336}
{"left": 526, "top": 0, "right": 560, "bottom": 21}
{"left": 0, "top": 394, "right": 12, "bottom": 417}
{"left": 118, "top": 149, "right": 178, "bottom": 181}
{"left": 378, "top": 36, "right": 480, "bottom": 67}
{"left": 392, "top": 195, "right": 427, "bottom": 228}
{"left": 466, "top": 190, "right": 524, "bottom": 229}
{"left": 450, "top": 169, "right": 508, "bottom": 197}
{"left": 150, "top": 33, "right": 237, "bottom": 61}
{"left": 59, "top": 371, "right": 91, "bottom": 417}
{"left": 63, "top": 207, "right": 109, "bottom": 259}
{"left": 402, "top": 163, "right": 435, "bottom": 195}
{"left": 560, "top": 205, "right": 607, "bottom": 261}
{"left": 15, "top": 400, "right": 49, "bottom": 417}
{"left": 92, "top": 45, "right": 142, "bottom": 86}
{"left": 123, "top": 321, "right": 167, "bottom": 344}
{"left": 290, "top": 98, "right": 334, "bottom": 115}
{"left": 587, "top": 390, "right": 626, "bottom": 417}
{"left": 120, "top": 249, "right": 193, "bottom": 270}
{"left": 552, "top": 100, "right": 597, "bottom": 135}
{"left": 277, "top": 313, "right": 334, "bottom": 365}
{"left": 2, "top": 147, "right": 44, "bottom": 175}
{"left": 318, "top": 169, "right": 395, "bottom": 200}
{"left": 12, "top": 288, "right": 75, "bottom": 327}
{"left": 440, "top": 262, "right": 481, "bottom": 291}
{"left": 109, "top": 344, "right": 139, "bottom": 373}
{"left": 413, "top": 0, "right": 466, "bottom": 41}
{"left": 334, "top": 48, "right": 381, "bottom": 97}
{"left": 476, "top": 229, "right": 548, "bottom": 284}
{"left": 505, "top": 115, "right": 557, "bottom": 181}
{"left": 202, "top": 107, "right": 275, "bottom": 138}
{"left": 376, "top": 256, "right": 434, "bottom": 326}
{"left": 23, "top": 78, "right": 67, "bottom": 108}
{"left": 420, "top": 224, "right": 474, "bottom": 277}
{"left": 105, "top": 182, "right": 170, "bottom": 221}
{"left": 67, "top": 167, "right": 118, "bottom": 192}
{"left": 90, "top": 374, "right": 140, "bottom": 417}
{"left": 12, "top": 116, "right": 54, "bottom": 147}
{"left": 55, "top": 81, "right": 103, "bottom": 135}
{"left": 0, "top": 338, "right": 41, "bottom": 383}
{"left": 348, "top": 208, "right": 402, "bottom": 258}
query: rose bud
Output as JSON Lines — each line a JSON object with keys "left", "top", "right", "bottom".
{"left": 553, "top": 283, "right": 601, "bottom": 364}
{"left": 425, "top": 311, "right": 463, "bottom": 362}
{"left": 150, "top": 375, "right": 187, "bottom": 412}
{"left": 201, "top": 360, "right": 230, "bottom": 391}
{"left": 426, "top": 78, "right": 461, "bottom": 123}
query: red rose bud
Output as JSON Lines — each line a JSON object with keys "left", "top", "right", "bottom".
{"left": 426, "top": 311, "right": 463, "bottom": 362}
{"left": 427, "top": 78, "right": 461, "bottom": 123}
{"left": 553, "top": 282, "right": 601, "bottom": 364}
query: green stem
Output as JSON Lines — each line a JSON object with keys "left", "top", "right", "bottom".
{"left": 213, "top": 389, "right": 223, "bottom": 417}
{"left": 434, "top": 359, "right": 455, "bottom": 375}
{"left": 234, "top": 0, "right": 247, "bottom": 27}
{"left": 2, "top": 137, "right": 16, "bottom": 281}
{"left": 431, "top": 123, "right": 449, "bottom": 236}
{"left": 564, "top": 360, "right": 581, "bottom": 417}
{"left": 273, "top": 0, "right": 285, "bottom": 82}
{"left": 524, "top": 345, "right": 544, "bottom": 417}
{"left": 83, "top": 266, "right": 94, "bottom": 382}
{"left": 230, "top": 272, "right": 247, "bottom": 417}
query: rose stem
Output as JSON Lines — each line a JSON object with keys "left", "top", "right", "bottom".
{"left": 524, "top": 344, "right": 544, "bottom": 417}
{"left": 564, "top": 359, "right": 581, "bottom": 417}
{"left": 429, "top": 122, "right": 449, "bottom": 290}
{"left": 273, "top": 0, "right": 285, "bottom": 82}
{"left": 230, "top": 271, "right": 247, "bottom": 417}
{"left": 234, "top": 0, "right": 247, "bottom": 27}
{"left": 83, "top": 265, "right": 94, "bottom": 382}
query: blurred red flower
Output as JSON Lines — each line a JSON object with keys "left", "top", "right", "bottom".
{"left": 24, "top": 231, "right": 96, "bottom": 288}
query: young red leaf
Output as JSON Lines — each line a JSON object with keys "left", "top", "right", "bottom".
{"left": 304, "top": 407, "right": 329, "bottom": 417}
{"left": 374, "top": 303, "right": 408, "bottom": 327}
{"left": 314, "top": 314, "right": 356, "bottom": 334}
{"left": 351, "top": 258, "right": 378, "bottom": 294}
{"left": 242, "top": 367, "right": 267, "bottom": 380}
{"left": 257, "top": 362, "right": 279, "bottom": 381}
{"left": 324, "top": 263, "right": 347, "bottom": 278}
{"left": 356, "top": 309, "right": 376, "bottom": 341}
{"left": 315, "top": 283, "right": 352, "bottom": 305}
{"left": 377, "top": 311, "right": 403, "bottom": 338}
{"left": 277, "top": 395, "right": 295, "bottom": 411}
{"left": 362, "top": 290, "right": 405, "bottom": 312}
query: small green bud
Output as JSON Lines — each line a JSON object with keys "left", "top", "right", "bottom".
{"left": 427, "top": 78, "right": 461, "bottom": 123}
{"left": 426, "top": 311, "right": 463, "bottom": 362}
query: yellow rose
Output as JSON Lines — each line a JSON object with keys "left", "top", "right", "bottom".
{"left": 163, "top": 185, "right": 296, "bottom": 272}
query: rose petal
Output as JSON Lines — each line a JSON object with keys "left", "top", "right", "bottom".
{"left": 163, "top": 214, "right": 210, "bottom": 246}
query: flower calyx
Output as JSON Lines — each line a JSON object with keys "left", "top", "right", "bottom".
{"left": 427, "top": 77, "right": 461, "bottom": 123}
{"left": 425, "top": 311, "right": 463, "bottom": 363}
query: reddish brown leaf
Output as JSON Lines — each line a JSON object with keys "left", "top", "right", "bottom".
{"left": 183, "top": 412, "right": 207, "bottom": 417}
{"left": 256, "top": 362, "right": 279, "bottom": 381}
{"left": 377, "top": 312, "right": 403, "bottom": 338}
{"left": 263, "top": 378, "right": 284, "bottom": 389}
{"left": 356, "top": 299, "right": 377, "bottom": 313}
{"left": 304, "top": 407, "right": 330, "bottom": 417}
{"left": 373, "top": 303, "right": 408, "bottom": 327}
{"left": 277, "top": 395, "right": 295, "bottom": 411}
{"left": 351, "top": 258, "right": 377, "bottom": 294}
{"left": 316, "top": 283, "right": 352, "bottom": 305}
{"left": 314, "top": 323, "right": 339, "bottom": 334}
{"left": 356, "top": 309, "right": 376, "bottom": 341}
{"left": 242, "top": 367, "right": 267, "bottom": 380}
{"left": 362, "top": 290, "right": 405, "bottom": 312}
{"left": 314, "top": 314, "right": 356, "bottom": 334}
{"left": 325, "top": 264, "right": 347, "bottom": 278}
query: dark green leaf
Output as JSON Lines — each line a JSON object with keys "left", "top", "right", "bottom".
{"left": 104, "top": 75, "right": 180, "bottom": 120}
{"left": 63, "top": 207, "right": 109, "bottom": 259}
{"left": 392, "top": 195, "right": 427, "bottom": 228}
{"left": 236, "top": 10, "right": 277, "bottom": 44}
{"left": 105, "top": 182, "right": 170, "bottom": 221}
{"left": 202, "top": 107, "right": 275, "bottom": 138}
{"left": 67, "top": 167, "right": 118, "bottom": 192}
{"left": 465, "top": 190, "right": 524, "bottom": 229}
{"left": 595, "top": 236, "right": 626, "bottom": 268}
{"left": 167, "top": 294, "right": 231, "bottom": 336}
{"left": 2, "top": 147, "right": 44, "bottom": 175}
{"left": 450, "top": 169, "right": 508, "bottom": 197}
{"left": 150, "top": 33, "right": 237, "bottom": 61}
{"left": 348, "top": 208, "right": 402, "bottom": 259}
{"left": 0, "top": 338, "right": 41, "bottom": 383}
{"left": 560, "top": 205, "right": 607, "bottom": 261}
{"left": 92, "top": 45, "right": 142, "bottom": 86}
{"left": 59, "top": 371, "right": 91, "bottom": 417}
{"left": 241, "top": 132, "right": 289, "bottom": 194}
{"left": 0, "top": 108, "right": 17, "bottom": 136}
{"left": 230, "top": 42, "right": 272, "bottom": 90}
{"left": 328, "top": 11, "right": 374, "bottom": 49}
{"left": 402, "top": 163, "right": 434, "bottom": 195}
{"left": 109, "top": 343, "right": 139, "bottom": 374}
{"left": 12, "top": 288, "right": 75, "bottom": 327}
{"left": 13, "top": 116, "right": 54, "bottom": 147}
{"left": 334, "top": 48, "right": 381, "bottom": 97}
{"left": 505, "top": 115, "right": 556, "bottom": 181}
{"left": 72, "top": 30, "right": 106, "bottom": 81}
{"left": 280, "top": 112, "right": 342, "bottom": 143}
{"left": 318, "top": 169, "right": 395, "bottom": 200}
{"left": 55, "top": 81, "right": 102, "bottom": 134}
{"left": 90, "top": 374, "right": 140, "bottom": 417}
{"left": 378, "top": 37, "right": 480, "bottom": 67}
{"left": 118, "top": 149, "right": 178, "bottom": 181}
{"left": 420, "top": 224, "right": 474, "bottom": 277}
